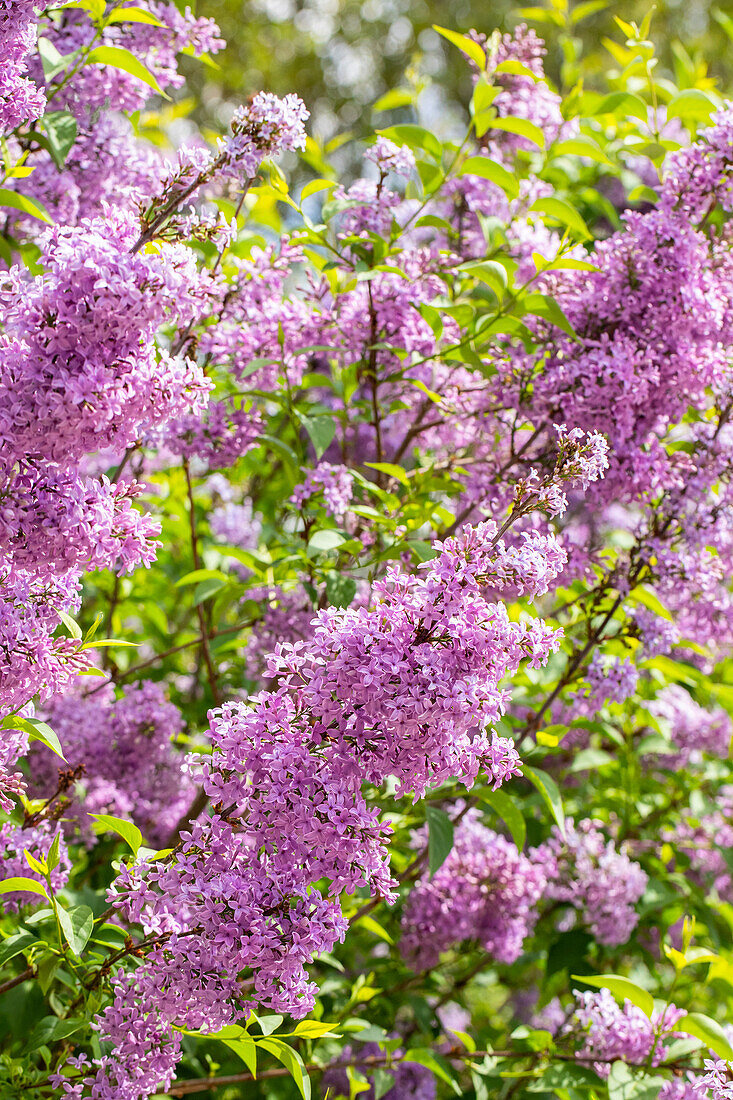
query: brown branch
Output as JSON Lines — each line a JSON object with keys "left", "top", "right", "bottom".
{"left": 0, "top": 966, "right": 34, "bottom": 996}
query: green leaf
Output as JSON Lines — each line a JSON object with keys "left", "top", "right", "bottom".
{"left": 458, "top": 156, "right": 519, "bottom": 200}
{"left": 291, "top": 1019, "right": 341, "bottom": 1038}
{"left": 357, "top": 915, "right": 394, "bottom": 945}
{"left": 485, "top": 116, "right": 545, "bottom": 148}
{"left": 300, "top": 178, "right": 336, "bottom": 201}
{"left": 6, "top": 716, "right": 66, "bottom": 760}
{"left": 0, "top": 932, "right": 36, "bottom": 968}
{"left": 627, "top": 586, "right": 674, "bottom": 622}
{"left": 478, "top": 789, "right": 526, "bottom": 850}
{"left": 373, "top": 1069, "right": 396, "bottom": 1100}
{"left": 27, "top": 1016, "right": 84, "bottom": 1052}
{"left": 529, "top": 197, "right": 591, "bottom": 239}
{"left": 425, "top": 805, "right": 454, "bottom": 877}
{"left": 364, "top": 462, "right": 409, "bottom": 486}
{"left": 373, "top": 89, "right": 415, "bottom": 111}
{"left": 36, "top": 35, "right": 74, "bottom": 80}
{"left": 325, "top": 572, "right": 357, "bottom": 608}
{"left": 0, "top": 189, "right": 52, "bottom": 224}
{"left": 57, "top": 905, "right": 94, "bottom": 957}
{"left": 41, "top": 111, "right": 78, "bottom": 168}
{"left": 377, "top": 125, "right": 442, "bottom": 162}
{"left": 51, "top": 0, "right": 105, "bottom": 19}
{"left": 571, "top": 0, "right": 609, "bottom": 24}
{"left": 176, "top": 568, "right": 229, "bottom": 588}
{"left": 105, "top": 5, "right": 166, "bottom": 24}
{"left": 24, "top": 850, "right": 47, "bottom": 877}
{"left": 295, "top": 411, "right": 336, "bottom": 459}
{"left": 402, "top": 1049, "right": 461, "bottom": 1095}
{"left": 522, "top": 292, "right": 578, "bottom": 339}
{"left": 0, "top": 877, "right": 47, "bottom": 900}
{"left": 223, "top": 1037, "right": 258, "bottom": 1075}
{"left": 571, "top": 974, "right": 654, "bottom": 1017}
{"left": 521, "top": 764, "right": 565, "bottom": 837}
{"left": 254, "top": 1013, "right": 284, "bottom": 1036}
{"left": 88, "top": 814, "right": 142, "bottom": 855}
{"left": 46, "top": 834, "right": 61, "bottom": 874}
{"left": 570, "top": 747, "right": 614, "bottom": 771}
{"left": 258, "top": 1039, "right": 311, "bottom": 1100}
{"left": 36, "top": 954, "right": 60, "bottom": 995}
{"left": 432, "top": 26, "right": 486, "bottom": 70}
{"left": 85, "top": 45, "right": 169, "bottom": 99}
{"left": 678, "top": 1012, "right": 733, "bottom": 1059}
{"left": 308, "top": 529, "right": 346, "bottom": 552}
{"left": 607, "top": 1063, "right": 667, "bottom": 1100}
{"left": 56, "top": 609, "right": 82, "bottom": 639}
{"left": 666, "top": 89, "right": 717, "bottom": 124}
{"left": 594, "top": 91, "right": 649, "bottom": 121}
{"left": 193, "top": 577, "right": 228, "bottom": 605}
{"left": 552, "top": 136, "right": 614, "bottom": 166}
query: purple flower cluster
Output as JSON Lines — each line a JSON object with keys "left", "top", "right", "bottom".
{"left": 651, "top": 685, "right": 732, "bottom": 767}
{"left": 217, "top": 92, "right": 309, "bottom": 180}
{"left": 400, "top": 809, "right": 547, "bottom": 970}
{"left": 0, "top": 0, "right": 45, "bottom": 133}
{"left": 0, "top": 821, "right": 70, "bottom": 913}
{"left": 662, "top": 105, "right": 733, "bottom": 220}
{"left": 0, "top": 467, "right": 160, "bottom": 580}
{"left": 536, "top": 819, "right": 648, "bottom": 946}
{"left": 291, "top": 462, "right": 355, "bottom": 517}
{"left": 668, "top": 787, "right": 733, "bottom": 901}
{"left": 566, "top": 989, "right": 687, "bottom": 1076}
{"left": 269, "top": 520, "right": 562, "bottom": 798}
{"left": 0, "top": 215, "right": 212, "bottom": 468}
{"left": 78, "top": 515, "right": 563, "bottom": 1094}
{"left": 32, "top": 680, "right": 193, "bottom": 848}
{"left": 162, "top": 398, "right": 262, "bottom": 470}
{"left": 366, "top": 137, "right": 416, "bottom": 179}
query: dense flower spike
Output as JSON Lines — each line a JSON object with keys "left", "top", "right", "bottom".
{"left": 535, "top": 820, "right": 648, "bottom": 946}
{"left": 0, "top": 467, "right": 160, "bottom": 579}
{"left": 269, "top": 520, "right": 561, "bottom": 798}
{"left": 0, "top": 0, "right": 45, "bottom": 133}
{"left": 401, "top": 809, "right": 546, "bottom": 969}
{"left": 566, "top": 989, "right": 687, "bottom": 1075}
{"left": 32, "top": 680, "right": 193, "bottom": 847}
{"left": 0, "top": 216, "right": 212, "bottom": 468}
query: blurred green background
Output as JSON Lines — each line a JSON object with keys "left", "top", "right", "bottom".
{"left": 185, "top": 0, "right": 733, "bottom": 141}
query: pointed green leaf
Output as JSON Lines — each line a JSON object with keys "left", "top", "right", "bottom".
{"left": 0, "top": 189, "right": 52, "bottom": 225}
{"left": 57, "top": 905, "right": 94, "bottom": 956}
{"left": 258, "top": 1039, "right": 311, "bottom": 1100}
{"left": 425, "top": 805, "right": 454, "bottom": 877}
{"left": 85, "top": 46, "right": 169, "bottom": 99}
{"left": 678, "top": 1013, "right": 733, "bottom": 1060}
{"left": 41, "top": 111, "right": 78, "bottom": 168}
{"left": 522, "top": 764, "right": 565, "bottom": 837}
{"left": 458, "top": 156, "right": 519, "bottom": 199}
{"left": 88, "top": 814, "right": 142, "bottom": 855}
{"left": 432, "top": 26, "right": 486, "bottom": 70}
{"left": 571, "top": 974, "right": 654, "bottom": 1017}
{"left": 0, "top": 877, "right": 47, "bottom": 900}
{"left": 478, "top": 789, "right": 526, "bottom": 850}
{"left": 295, "top": 411, "right": 336, "bottom": 459}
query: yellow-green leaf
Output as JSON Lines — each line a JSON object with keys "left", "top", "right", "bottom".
{"left": 432, "top": 26, "right": 486, "bottom": 70}
{"left": 85, "top": 46, "right": 169, "bottom": 99}
{"left": 572, "top": 974, "right": 654, "bottom": 1017}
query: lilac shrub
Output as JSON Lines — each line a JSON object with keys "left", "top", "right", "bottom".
{"left": 0, "top": 6, "right": 733, "bottom": 1100}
